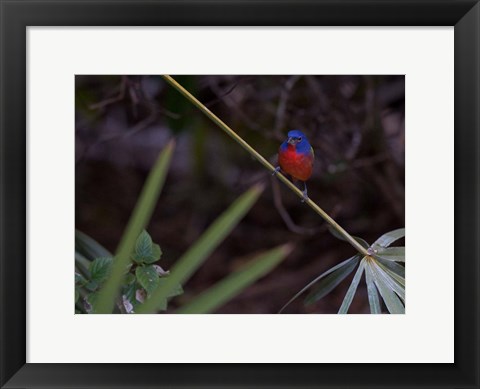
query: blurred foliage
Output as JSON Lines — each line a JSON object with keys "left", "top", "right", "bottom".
{"left": 94, "top": 140, "right": 175, "bottom": 313}
{"left": 76, "top": 197, "right": 290, "bottom": 314}
{"left": 75, "top": 141, "right": 290, "bottom": 314}
{"left": 75, "top": 75, "right": 405, "bottom": 313}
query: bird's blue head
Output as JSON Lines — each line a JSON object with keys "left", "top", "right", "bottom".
{"left": 281, "top": 130, "right": 311, "bottom": 154}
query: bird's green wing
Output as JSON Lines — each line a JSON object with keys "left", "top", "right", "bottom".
{"left": 310, "top": 146, "right": 315, "bottom": 158}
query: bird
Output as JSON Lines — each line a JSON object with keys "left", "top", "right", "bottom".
{"left": 274, "top": 129, "right": 314, "bottom": 201}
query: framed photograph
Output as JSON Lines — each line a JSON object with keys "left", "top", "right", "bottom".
{"left": 1, "top": 0, "right": 478, "bottom": 388}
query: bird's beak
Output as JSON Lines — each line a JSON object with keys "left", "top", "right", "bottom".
{"left": 287, "top": 137, "right": 295, "bottom": 145}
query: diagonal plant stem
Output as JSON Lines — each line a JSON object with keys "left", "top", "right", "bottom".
{"left": 161, "top": 75, "right": 370, "bottom": 257}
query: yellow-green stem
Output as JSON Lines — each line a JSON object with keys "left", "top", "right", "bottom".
{"left": 161, "top": 75, "right": 370, "bottom": 257}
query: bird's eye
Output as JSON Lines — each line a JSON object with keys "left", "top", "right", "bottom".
{"left": 297, "top": 137, "right": 302, "bottom": 141}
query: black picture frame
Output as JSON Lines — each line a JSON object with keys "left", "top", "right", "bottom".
{"left": 1, "top": 1, "right": 478, "bottom": 388}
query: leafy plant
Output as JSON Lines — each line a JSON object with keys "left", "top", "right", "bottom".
{"left": 76, "top": 215, "right": 291, "bottom": 314}
{"left": 75, "top": 142, "right": 290, "bottom": 314}
{"left": 279, "top": 228, "right": 405, "bottom": 314}
{"left": 75, "top": 229, "right": 181, "bottom": 313}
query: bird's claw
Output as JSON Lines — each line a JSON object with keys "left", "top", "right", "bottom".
{"left": 272, "top": 166, "right": 281, "bottom": 176}
{"left": 301, "top": 190, "right": 309, "bottom": 203}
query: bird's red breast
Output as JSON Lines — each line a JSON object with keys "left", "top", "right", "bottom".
{"left": 278, "top": 144, "right": 313, "bottom": 181}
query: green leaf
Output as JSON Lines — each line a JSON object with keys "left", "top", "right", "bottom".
{"left": 135, "top": 265, "right": 160, "bottom": 295}
{"left": 95, "top": 141, "right": 175, "bottom": 313}
{"left": 177, "top": 244, "right": 292, "bottom": 314}
{"left": 365, "top": 264, "right": 381, "bottom": 314}
{"left": 368, "top": 261, "right": 405, "bottom": 314}
{"left": 124, "top": 261, "right": 180, "bottom": 313}
{"left": 136, "top": 184, "right": 264, "bottom": 314}
{"left": 374, "top": 256, "right": 405, "bottom": 278}
{"left": 131, "top": 230, "right": 163, "bottom": 264}
{"left": 373, "top": 263, "right": 405, "bottom": 302}
{"left": 376, "top": 247, "right": 405, "bottom": 262}
{"left": 122, "top": 279, "right": 176, "bottom": 313}
{"left": 279, "top": 255, "right": 360, "bottom": 313}
{"left": 75, "top": 288, "right": 80, "bottom": 303}
{"left": 75, "top": 272, "right": 88, "bottom": 287}
{"left": 89, "top": 257, "right": 113, "bottom": 285}
{"left": 382, "top": 267, "right": 405, "bottom": 288}
{"left": 374, "top": 257, "right": 405, "bottom": 287}
{"left": 148, "top": 244, "right": 162, "bottom": 264}
{"left": 123, "top": 282, "right": 137, "bottom": 304}
{"left": 133, "top": 230, "right": 153, "bottom": 262}
{"left": 304, "top": 255, "right": 360, "bottom": 306}
{"left": 85, "top": 281, "right": 98, "bottom": 292}
{"left": 338, "top": 259, "right": 366, "bottom": 314}
{"left": 75, "top": 230, "right": 113, "bottom": 260}
{"left": 373, "top": 228, "right": 405, "bottom": 248}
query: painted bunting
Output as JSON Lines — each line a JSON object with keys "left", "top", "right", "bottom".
{"left": 274, "top": 130, "right": 314, "bottom": 201}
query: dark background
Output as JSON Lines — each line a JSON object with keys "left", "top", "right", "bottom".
{"left": 75, "top": 75, "right": 405, "bottom": 314}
